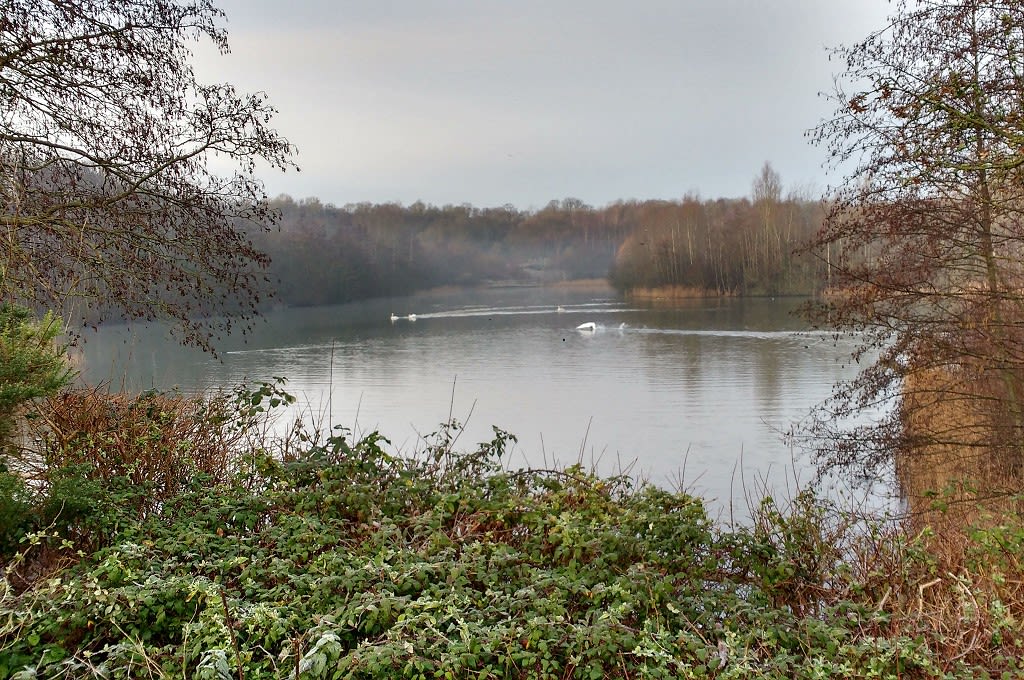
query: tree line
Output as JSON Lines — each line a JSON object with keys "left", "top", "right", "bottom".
{"left": 252, "top": 166, "right": 828, "bottom": 309}
{"left": 247, "top": 197, "right": 627, "bottom": 306}
{"left": 608, "top": 165, "right": 827, "bottom": 296}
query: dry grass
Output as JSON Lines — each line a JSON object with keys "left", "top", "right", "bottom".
{"left": 897, "top": 365, "right": 1024, "bottom": 563}
{"left": 16, "top": 386, "right": 248, "bottom": 513}
{"left": 625, "top": 284, "right": 734, "bottom": 300}
{"left": 547, "top": 278, "right": 615, "bottom": 290}
{"left": 890, "top": 365, "right": 1024, "bottom": 666}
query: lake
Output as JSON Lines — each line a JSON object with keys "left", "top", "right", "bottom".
{"left": 75, "top": 285, "right": 868, "bottom": 519}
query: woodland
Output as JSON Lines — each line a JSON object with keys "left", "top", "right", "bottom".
{"left": 255, "top": 166, "right": 826, "bottom": 308}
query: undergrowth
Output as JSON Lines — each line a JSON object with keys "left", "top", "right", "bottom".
{"left": 0, "top": 383, "right": 1021, "bottom": 678}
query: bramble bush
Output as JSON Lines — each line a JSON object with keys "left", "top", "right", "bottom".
{"left": 0, "top": 384, "right": 1022, "bottom": 678}
{"left": 0, "top": 378, "right": 295, "bottom": 581}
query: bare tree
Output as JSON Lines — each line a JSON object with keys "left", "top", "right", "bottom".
{"left": 0, "top": 0, "right": 296, "bottom": 352}
{"left": 751, "top": 162, "right": 784, "bottom": 292}
{"left": 805, "top": 0, "right": 1024, "bottom": 494}
{"left": 752, "top": 161, "right": 782, "bottom": 205}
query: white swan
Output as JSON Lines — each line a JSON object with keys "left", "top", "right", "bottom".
{"left": 556, "top": 305, "right": 566, "bottom": 313}
{"left": 389, "top": 313, "right": 399, "bottom": 322}
{"left": 407, "top": 314, "right": 417, "bottom": 321}
{"left": 619, "top": 322, "right": 628, "bottom": 330}
{"left": 576, "top": 321, "right": 597, "bottom": 331}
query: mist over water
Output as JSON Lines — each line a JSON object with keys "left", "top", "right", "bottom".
{"left": 76, "top": 286, "right": 871, "bottom": 518}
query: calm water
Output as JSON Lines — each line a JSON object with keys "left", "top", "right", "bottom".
{"left": 76, "top": 286, "right": 866, "bottom": 517}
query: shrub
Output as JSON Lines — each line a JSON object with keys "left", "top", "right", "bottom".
{"left": 0, "top": 466, "right": 33, "bottom": 555}
{"left": 2, "top": 385, "right": 1023, "bottom": 677}
{"left": 0, "top": 304, "right": 71, "bottom": 457}
{"left": 2, "top": 421, "right": 1021, "bottom": 678}
{"left": 0, "top": 380, "right": 296, "bottom": 577}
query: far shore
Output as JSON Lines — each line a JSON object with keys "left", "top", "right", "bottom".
{"left": 412, "top": 278, "right": 615, "bottom": 297}
{"left": 625, "top": 285, "right": 818, "bottom": 300}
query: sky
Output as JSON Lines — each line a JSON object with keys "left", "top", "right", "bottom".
{"left": 194, "top": 1, "right": 893, "bottom": 210}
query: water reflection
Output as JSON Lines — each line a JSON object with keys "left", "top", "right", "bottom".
{"left": 76, "top": 287, "right": 867, "bottom": 517}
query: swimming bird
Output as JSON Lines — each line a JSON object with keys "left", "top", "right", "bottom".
{"left": 619, "top": 322, "right": 628, "bottom": 330}
{"left": 557, "top": 305, "right": 566, "bottom": 313}
{"left": 389, "top": 313, "right": 399, "bottom": 322}
{"left": 407, "top": 314, "right": 417, "bottom": 321}
{"left": 576, "top": 321, "right": 597, "bottom": 331}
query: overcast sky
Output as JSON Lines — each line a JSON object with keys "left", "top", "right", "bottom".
{"left": 195, "top": 1, "right": 893, "bottom": 210}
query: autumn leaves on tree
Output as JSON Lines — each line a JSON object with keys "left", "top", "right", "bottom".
{"left": 806, "top": 1, "right": 1024, "bottom": 500}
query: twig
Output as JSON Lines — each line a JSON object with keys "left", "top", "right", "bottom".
{"left": 447, "top": 374, "right": 458, "bottom": 423}
{"left": 328, "top": 339, "right": 335, "bottom": 426}
{"left": 917, "top": 577, "right": 942, "bottom": 617}
{"left": 578, "top": 416, "right": 593, "bottom": 461}
{"left": 220, "top": 588, "right": 246, "bottom": 680}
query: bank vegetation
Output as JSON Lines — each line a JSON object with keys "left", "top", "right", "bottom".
{"left": 0, "top": 378, "right": 1022, "bottom": 679}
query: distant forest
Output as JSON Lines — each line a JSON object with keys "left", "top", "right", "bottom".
{"left": 250, "top": 165, "right": 829, "bottom": 307}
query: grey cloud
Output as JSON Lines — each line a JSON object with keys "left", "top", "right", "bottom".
{"left": 201, "top": 0, "right": 891, "bottom": 208}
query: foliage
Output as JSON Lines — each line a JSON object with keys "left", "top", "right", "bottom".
{"left": 0, "top": 390, "right": 1021, "bottom": 678}
{"left": 0, "top": 380, "right": 296, "bottom": 580}
{"left": 0, "top": 0, "right": 296, "bottom": 351}
{"left": 0, "top": 304, "right": 72, "bottom": 455}
{"left": 803, "top": 0, "right": 1024, "bottom": 488}
{"left": 0, "top": 470, "right": 32, "bottom": 557}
